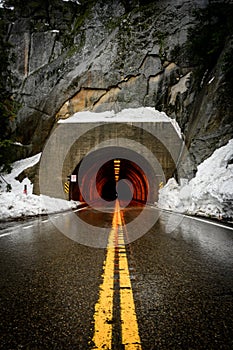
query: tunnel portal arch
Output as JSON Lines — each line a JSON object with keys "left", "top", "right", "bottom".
{"left": 40, "top": 111, "right": 184, "bottom": 204}
{"left": 59, "top": 121, "right": 180, "bottom": 205}
{"left": 69, "top": 146, "right": 157, "bottom": 205}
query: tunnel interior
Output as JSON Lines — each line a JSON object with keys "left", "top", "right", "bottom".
{"left": 69, "top": 147, "right": 159, "bottom": 207}
{"left": 96, "top": 158, "right": 147, "bottom": 203}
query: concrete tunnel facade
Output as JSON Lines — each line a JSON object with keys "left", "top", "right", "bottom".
{"left": 39, "top": 108, "right": 184, "bottom": 206}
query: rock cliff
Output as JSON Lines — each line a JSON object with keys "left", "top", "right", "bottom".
{"left": 1, "top": 0, "right": 233, "bottom": 179}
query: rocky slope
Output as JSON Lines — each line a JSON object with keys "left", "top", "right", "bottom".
{"left": 1, "top": 0, "right": 233, "bottom": 180}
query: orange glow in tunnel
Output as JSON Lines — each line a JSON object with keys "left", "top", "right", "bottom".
{"left": 69, "top": 147, "right": 159, "bottom": 205}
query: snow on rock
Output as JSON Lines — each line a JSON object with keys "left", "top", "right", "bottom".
{"left": 58, "top": 107, "right": 183, "bottom": 139}
{"left": 1, "top": 153, "right": 41, "bottom": 196}
{"left": 0, "top": 154, "right": 79, "bottom": 221}
{"left": 58, "top": 107, "right": 170, "bottom": 123}
{"left": 62, "top": 0, "right": 81, "bottom": 3}
{"left": 158, "top": 139, "right": 233, "bottom": 220}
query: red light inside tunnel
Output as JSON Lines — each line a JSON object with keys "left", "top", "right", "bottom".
{"left": 68, "top": 147, "right": 159, "bottom": 206}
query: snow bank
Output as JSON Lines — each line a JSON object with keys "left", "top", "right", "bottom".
{"left": 0, "top": 154, "right": 79, "bottom": 221}
{"left": 158, "top": 139, "right": 233, "bottom": 220}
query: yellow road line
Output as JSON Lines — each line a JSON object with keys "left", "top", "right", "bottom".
{"left": 117, "top": 207, "right": 142, "bottom": 350}
{"left": 92, "top": 201, "right": 142, "bottom": 349}
{"left": 91, "top": 226, "right": 116, "bottom": 349}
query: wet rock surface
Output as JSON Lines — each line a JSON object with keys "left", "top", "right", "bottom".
{"left": 2, "top": 0, "right": 232, "bottom": 176}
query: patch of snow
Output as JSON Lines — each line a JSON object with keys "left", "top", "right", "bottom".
{"left": 1, "top": 153, "right": 41, "bottom": 196}
{"left": 58, "top": 107, "right": 170, "bottom": 123}
{"left": 58, "top": 107, "right": 183, "bottom": 139}
{"left": 158, "top": 178, "right": 185, "bottom": 212}
{"left": 13, "top": 142, "right": 23, "bottom": 146}
{"left": 62, "top": 0, "right": 81, "bottom": 3}
{"left": 207, "top": 76, "right": 215, "bottom": 85}
{"left": 158, "top": 139, "right": 233, "bottom": 220}
{"left": 0, "top": 1, "right": 14, "bottom": 10}
{"left": 0, "top": 153, "right": 79, "bottom": 221}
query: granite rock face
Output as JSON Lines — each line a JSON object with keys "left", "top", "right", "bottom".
{"left": 3, "top": 0, "right": 233, "bottom": 178}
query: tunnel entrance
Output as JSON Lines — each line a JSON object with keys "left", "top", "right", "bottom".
{"left": 96, "top": 158, "right": 144, "bottom": 203}
{"left": 69, "top": 146, "right": 160, "bottom": 206}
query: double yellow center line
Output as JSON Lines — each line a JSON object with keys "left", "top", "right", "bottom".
{"left": 91, "top": 201, "right": 142, "bottom": 349}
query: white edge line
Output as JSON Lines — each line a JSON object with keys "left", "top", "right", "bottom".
{"left": 0, "top": 220, "right": 50, "bottom": 238}
{"left": 0, "top": 225, "right": 33, "bottom": 237}
{"left": 23, "top": 225, "right": 34, "bottom": 229}
{"left": 0, "top": 232, "right": 15, "bottom": 238}
{"left": 74, "top": 207, "right": 86, "bottom": 212}
{"left": 185, "top": 215, "right": 233, "bottom": 231}
{"left": 151, "top": 207, "right": 233, "bottom": 231}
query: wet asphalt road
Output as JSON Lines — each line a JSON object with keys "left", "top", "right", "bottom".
{"left": 0, "top": 206, "right": 233, "bottom": 349}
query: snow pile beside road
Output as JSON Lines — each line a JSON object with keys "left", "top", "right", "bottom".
{"left": 0, "top": 154, "right": 79, "bottom": 221}
{"left": 158, "top": 178, "right": 191, "bottom": 213}
{"left": 158, "top": 139, "right": 233, "bottom": 219}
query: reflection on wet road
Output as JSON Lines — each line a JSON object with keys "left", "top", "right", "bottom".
{"left": 0, "top": 205, "right": 233, "bottom": 349}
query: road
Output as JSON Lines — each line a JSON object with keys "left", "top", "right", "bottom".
{"left": 0, "top": 204, "right": 233, "bottom": 349}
